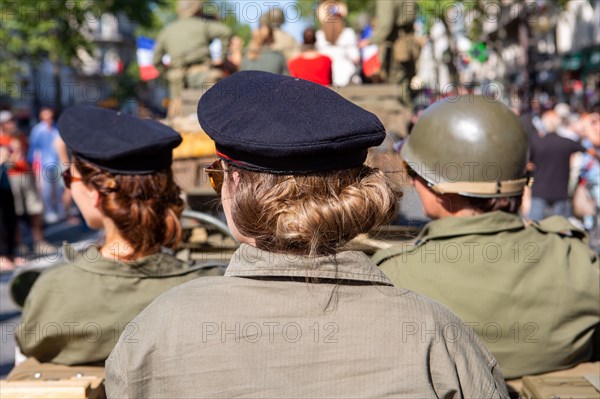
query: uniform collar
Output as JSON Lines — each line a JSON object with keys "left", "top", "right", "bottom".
{"left": 417, "top": 211, "right": 525, "bottom": 243}
{"left": 63, "top": 243, "right": 190, "bottom": 278}
{"left": 225, "top": 244, "right": 393, "bottom": 285}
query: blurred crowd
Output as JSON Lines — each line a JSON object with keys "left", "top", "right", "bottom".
{"left": 0, "top": 109, "right": 79, "bottom": 271}
{"left": 400, "top": 97, "right": 600, "bottom": 250}
{"left": 154, "top": 0, "right": 419, "bottom": 117}
{"left": 523, "top": 101, "right": 600, "bottom": 230}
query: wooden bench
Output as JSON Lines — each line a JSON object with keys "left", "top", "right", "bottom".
{"left": 1, "top": 358, "right": 105, "bottom": 399}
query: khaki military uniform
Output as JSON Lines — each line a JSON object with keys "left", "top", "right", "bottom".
{"left": 373, "top": 212, "right": 600, "bottom": 379}
{"left": 241, "top": 49, "right": 288, "bottom": 75}
{"left": 272, "top": 28, "right": 299, "bottom": 60}
{"left": 106, "top": 244, "right": 508, "bottom": 397}
{"left": 16, "top": 245, "right": 224, "bottom": 365}
{"left": 153, "top": 17, "right": 231, "bottom": 116}
{"left": 370, "top": 0, "right": 418, "bottom": 105}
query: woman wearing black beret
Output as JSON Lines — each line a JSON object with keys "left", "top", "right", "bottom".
{"left": 107, "top": 72, "right": 509, "bottom": 397}
{"left": 15, "top": 106, "right": 223, "bottom": 366}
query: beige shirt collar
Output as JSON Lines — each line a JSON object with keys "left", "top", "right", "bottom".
{"left": 225, "top": 244, "right": 393, "bottom": 285}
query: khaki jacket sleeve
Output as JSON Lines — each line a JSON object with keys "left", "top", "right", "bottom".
{"left": 16, "top": 268, "right": 70, "bottom": 362}
{"left": 105, "top": 348, "right": 129, "bottom": 398}
{"left": 207, "top": 21, "right": 232, "bottom": 61}
{"left": 371, "top": 1, "right": 396, "bottom": 45}
{"left": 432, "top": 312, "right": 510, "bottom": 398}
{"left": 153, "top": 32, "right": 167, "bottom": 69}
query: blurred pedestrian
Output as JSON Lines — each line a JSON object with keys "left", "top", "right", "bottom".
{"left": 0, "top": 111, "right": 47, "bottom": 255}
{"left": 529, "top": 110, "right": 598, "bottom": 220}
{"left": 0, "top": 130, "right": 18, "bottom": 271}
{"left": 288, "top": 27, "right": 332, "bottom": 85}
{"left": 241, "top": 24, "right": 287, "bottom": 75}
{"left": 226, "top": 35, "right": 244, "bottom": 71}
{"left": 575, "top": 109, "right": 600, "bottom": 232}
{"left": 259, "top": 7, "right": 299, "bottom": 61}
{"left": 28, "top": 107, "right": 63, "bottom": 224}
{"left": 316, "top": 0, "right": 361, "bottom": 86}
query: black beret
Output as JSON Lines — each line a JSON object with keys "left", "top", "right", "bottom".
{"left": 58, "top": 105, "right": 182, "bottom": 174}
{"left": 197, "top": 71, "right": 386, "bottom": 174}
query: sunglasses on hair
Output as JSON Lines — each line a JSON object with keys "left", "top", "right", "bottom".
{"left": 61, "top": 169, "right": 83, "bottom": 189}
{"left": 204, "top": 159, "right": 225, "bottom": 196}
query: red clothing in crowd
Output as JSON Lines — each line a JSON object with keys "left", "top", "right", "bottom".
{"left": 288, "top": 55, "right": 333, "bottom": 86}
{"left": 0, "top": 134, "right": 31, "bottom": 175}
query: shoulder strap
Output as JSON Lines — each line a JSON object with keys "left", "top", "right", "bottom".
{"left": 530, "top": 216, "right": 588, "bottom": 241}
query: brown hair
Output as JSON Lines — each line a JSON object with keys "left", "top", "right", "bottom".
{"left": 322, "top": 14, "right": 345, "bottom": 44}
{"left": 247, "top": 25, "right": 275, "bottom": 61}
{"left": 465, "top": 195, "right": 523, "bottom": 214}
{"left": 227, "top": 165, "right": 399, "bottom": 256}
{"left": 303, "top": 27, "right": 317, "bottom": 46}
{"left": 318, "top": 0, "right": 346, "bottom": 44}
{"left": 74, "top": 156, "right": 184, "bottom": 259}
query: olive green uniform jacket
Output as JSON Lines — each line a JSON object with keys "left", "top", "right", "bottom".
{"left": 272, "top": 28, "right": 299, "bottom": 60}
{"left": 370, "top": 0, "right": 416, "bottom": 45}
{"left": 153, "top": 17, "right": 231, "bottom": 69}
{"left": 241, "top": 49, "right": 288, "bottom": 75}
{"left": 16, "top": 245, "right": 223, "bottom": 366}
{"left": 373, "top": 212, "right": 600, "bottom": 379}
{"left": 106, "top": 244, "right": 508, "bottom": 398}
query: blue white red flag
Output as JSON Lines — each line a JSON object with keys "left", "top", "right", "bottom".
{"left": 136, "top": 36, "right": 160, "bottom": 81}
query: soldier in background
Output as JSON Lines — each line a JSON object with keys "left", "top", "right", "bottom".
{"left": 259, "top": 7, "right": 299, "bottom": 61}
{"left": 154, "top": 0, "right": 231, "bottom": 117}
{"left": 362, "top": 0, "right": 418, "bottom": 106}
{"left": 373, "top": 96, "right": 599, "bottom": 380}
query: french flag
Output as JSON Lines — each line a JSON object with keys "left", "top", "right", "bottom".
{"left": 362, "top": 44, "right": 381, "bottom": 78}
{"left": 137, "top": 36, "right": 160, "bottom": 81}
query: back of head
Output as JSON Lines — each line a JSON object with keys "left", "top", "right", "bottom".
{"left": 58, "top": 105, "right": 184, "bottom": 259}
{"left": 198, "top": 71, "right": 399, "bottom": 256}
{"left": 39, "top": 107, "right": 54, "bottom": 122}
{"left": 74, "top": 156, "right": 184, "bottom": 258}
{"left": 247, "top": 25, "right": 274, "bottom": 60}
{"left": 303, "top": 27, "right": 317, "bottom": 46}
{"left": 0, "top": 110, "right": 13, "bottom": 125}
{"left": 554, "top": 102, "right": 571, "bottom": 122}
{"left": 260, "top": 7, "right": 285, "bottom": 28}
{"left": 541, "top": 110, "right": 559, "bottom": 133}
{"left": 402, "top": 95, "right": 529, "bottom": 200}
{"left": 318, "top": 1, "right": 347, "bottom": 44}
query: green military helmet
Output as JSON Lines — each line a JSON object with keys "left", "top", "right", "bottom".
{"left": 260, "top": 7, "right": 285, "bottom": 28}
{"left": 177, "top": 0, "right": 203, "bottom": 18}
{"left": 401, "top": 95, "right": 530, "bottom": 198}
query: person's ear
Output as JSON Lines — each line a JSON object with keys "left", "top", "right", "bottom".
{"left": 231, "top": 170, "right": 241, "bottom": 187}
{"left": 90, "top": 187, "right": 101, "bottom": 208}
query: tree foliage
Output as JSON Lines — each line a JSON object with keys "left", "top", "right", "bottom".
{"left": 0, "top": 0, "right": 165, "bottom": 100}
